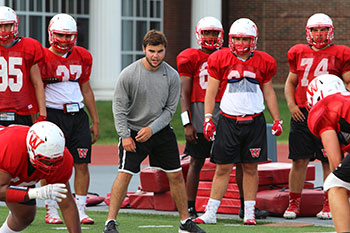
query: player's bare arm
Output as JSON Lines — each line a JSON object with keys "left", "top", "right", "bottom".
{"left": 262, "top": 80, "right": 280, "bottom": 121}
{"left": 320, "top": 129, "right": 342, "bottom": 171}
{"left": 204, "top": 76, "right": 220, "bottom": 118}
{"left": 57, "top": 182, "right": 81, "bottom": 233}
{"left": 0, "top": 171, "right": 12, "bottom": 201}
{"left": 285, "top": 72, "right": 305, "bottom": 122}
{"left": 180, "top": 75, "right": 198, "bottom": 143}
{"left": 342, "top": 71, "right": 350, "bottom": 90}
{"left": 30, "top": 64, "right": 47, "bottom": 118}
{"left": 80, "top": 81, "right": 100, "bottom": 144}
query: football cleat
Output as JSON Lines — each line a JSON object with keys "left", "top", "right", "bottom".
{"left": 103, "top": 220, "right": 119, "bottom": 233}
{"left": 283, "top": 198, "right": 301, "bottom": 219}
{"left": 45, "top": 204, "right": 63, "bottom": 224}
{"left": 244, "top": 218, "right": 256, "bottom": 225}
{"left": 81, "top": 215, "right": 94, "bottom": 224}
{"left": 179, "top": 219, "right": 206, "bottom": 233}
{"left": 316, "top": 198, "right": 332, "bottom": 220}
{"left": 193, "top": 211, "right": 216, "bottom": 224}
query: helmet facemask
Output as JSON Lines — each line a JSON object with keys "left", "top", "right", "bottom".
{"left": 229, "top": 35, "right": 256, "bottom": 55}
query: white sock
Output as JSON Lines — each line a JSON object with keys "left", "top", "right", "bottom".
{"left": 206, "top": 198, "right": 220, "bottom": 214}
{"left": 0, "top": 215, "right": 20, "bottom": 233}
{"left": 244, "top": 200, "right": 256, "bottom": 219}
{"left": 75, "top": 195, "right": 87, "bottom": 206}
{"left": 180, "top": 218, "right": 190, "bottom": 224}
{"left": 105, "top": 219, "right": 116, "bottom": 226}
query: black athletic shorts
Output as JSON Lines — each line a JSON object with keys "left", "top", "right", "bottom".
{"left": 211, "top": 113, "right": 267, "bottom": 164}
{"left": 47, "top": 107, "right": 92, "bottom": 164}
{"left": 118, "top": 125, "right": 181, "bottom": 174}
{"left": 184, "top": 133, "right": 212, "bottom": 159}
{"left": 333, "top": 154, "right": 350, "bottom": 183}
{"left": 288, "top": 108, "right": 327, "bottom": 162}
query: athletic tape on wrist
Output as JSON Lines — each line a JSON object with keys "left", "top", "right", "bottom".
{"left": 181, "top": 111, "right": 191, "bottom": 126}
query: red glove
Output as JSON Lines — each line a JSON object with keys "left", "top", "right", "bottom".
{"left": 203, "top": 118, "right": 216, "bottom": 141}
{"left": 35, "top": 115, "right": 47, "bottom": 123}
{"left": 272, "top": 120, "right": 283, "bottom": 136}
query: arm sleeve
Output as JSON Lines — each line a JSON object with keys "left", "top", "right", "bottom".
{"left": 113, "top": 71, "right": 132, "bottom": 138}
{"left": 33, "top": 40, "right": 44, "bottom": 65}
{"left": 263, "top": 56, "right": 277, "bottom": 83}
{"left": 149, "top": 71, "right": 181, "bottom": 134}
{"left": 308, "top": 105, "right": 338, "bottom": 137}
{"left": 342, "top": 46, "right": 350, "bottom": 74}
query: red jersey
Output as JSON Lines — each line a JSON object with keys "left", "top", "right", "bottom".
{"left": 0, "top": 37, "right": 44, "bottom": 114}
{"left": 208, "top": 48, "right": 276, "bottom": 115}
{"left": 177, "top": 48, "right": 222, "bottom": 102}
{"left": 308, "top": 93, "right": 350, "bottom": 138}
{"left": 288, "top": 44, "right": 350, "bottom": 107}
{"left": 0, "top": 125, "right": 73, "bottom": 187}
{"left": 40, "top": 46, "right": 92, "bottom": 84}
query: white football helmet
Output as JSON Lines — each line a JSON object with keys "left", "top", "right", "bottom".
{"left": 0, "top": 6, "right": 18, "bottom": 43}
{"left": 307, "top": 74, "right": 346, "bottom": 108}
{"left": 306, "top": 13, "right": 334, "bottom": 49}
{"left": 27, "top": 121, "right": 65, "bottom": 175}
{"left": 48, "top": 13, "right": 77, "bottom": 53}
{"left": 195, "top": 16, "right": 224, "bottom": 49}
{"left": 229, "top": 18, "right": 258, "bottom": 55}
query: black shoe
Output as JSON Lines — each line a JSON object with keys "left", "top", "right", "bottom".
{"left": 179, "top": 219, "right": 206, "bottom": 233}
{"left": 239, "top": 206, "right": 269, "bottom": 219}
{"left": 188, "top": 207, "right": 199, "bottom": 219}
{"left": 103, "top": 220, "right": 119, "bottom": 233}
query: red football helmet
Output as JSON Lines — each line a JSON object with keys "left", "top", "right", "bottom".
{"left": 229, "top": 18, "right": 258, "bottom": 55}
{"left": 48, "top": 13, "right": 77, "bottom": 53}
{"left": 306, "top": 13, "right": 334, "bottom": 49}
{"left": 0, "top": 6, "right": 18, "bottom": 43}
{"left": 27, "top": 121, "right": 65, "bottom": 175}
{"left": 195, "top": 16, "right": 224, "bottom": 50}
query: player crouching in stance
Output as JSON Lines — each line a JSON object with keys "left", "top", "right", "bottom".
{"left": 306, "top": 74, "right": 350, "bottom": 232}
{"left": 0, "top": 121, "right": 81, "bottom": 233}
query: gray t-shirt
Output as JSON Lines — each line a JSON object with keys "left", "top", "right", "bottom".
{"left": 113, "top": 59, "right": 180, "bottom": 138}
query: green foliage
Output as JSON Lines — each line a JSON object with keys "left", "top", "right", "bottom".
{"left": 94, "top": 98, "right": 291, "bottom": 145}
{"left": 5, "top": 206, "right": 334, "bottom": 233}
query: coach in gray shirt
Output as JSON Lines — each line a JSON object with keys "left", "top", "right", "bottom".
{"left": 103, "top": 30, "right": 206, "bottom": 233}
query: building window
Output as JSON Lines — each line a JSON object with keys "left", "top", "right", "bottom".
{"left": 121, "top": 0, "right": 163, "bottom": 69}
{"left": 4, "top": 0, "right": 89, "bottom": 49}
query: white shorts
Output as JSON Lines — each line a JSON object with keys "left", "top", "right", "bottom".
{"left": 324, "top": 172, "right": 350, "bottom": 191}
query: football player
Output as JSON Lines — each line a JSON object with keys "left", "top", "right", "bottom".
{"left": 306, "top": 74, "right": 350, "bottom": 232}
{"left": 284, "top": 13, "right": 350, "bottom": 220}
{"left": 0, "top": 6, "right": 46, "bottom": 126}
{"left": 177, "top": 16, "right": 224, "bottom": 219}
{"left": 193, "top": 18, "right": 282, "bottom": 225}
{"left": 0, "top": 121, "right": 81, "bottom": 233}
{"left": 39, "top": 13, "right": 99, "bottom": 225}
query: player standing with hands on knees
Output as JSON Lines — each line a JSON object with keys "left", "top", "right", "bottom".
{"left": 194, "top": 18, "right": 282, "bottom": 226}
{"left": 0, "top": 121, "right": 81, "bottom": 233}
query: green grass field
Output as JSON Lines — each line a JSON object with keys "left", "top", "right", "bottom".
{"left": 7, "top": 206, "right": 335, "bottom": 233}
{"left": 94, "top": 97, "right": 291, "bottom": 145}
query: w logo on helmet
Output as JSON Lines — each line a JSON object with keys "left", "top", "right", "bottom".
{"left": 28, "top": 131, "right": 45, "bottom": 150}
{"left": 77, "top": 148, "right": 88, "bottom": 158}
{"left": 249, "top": 148, "right": 261, "bottom": 158}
